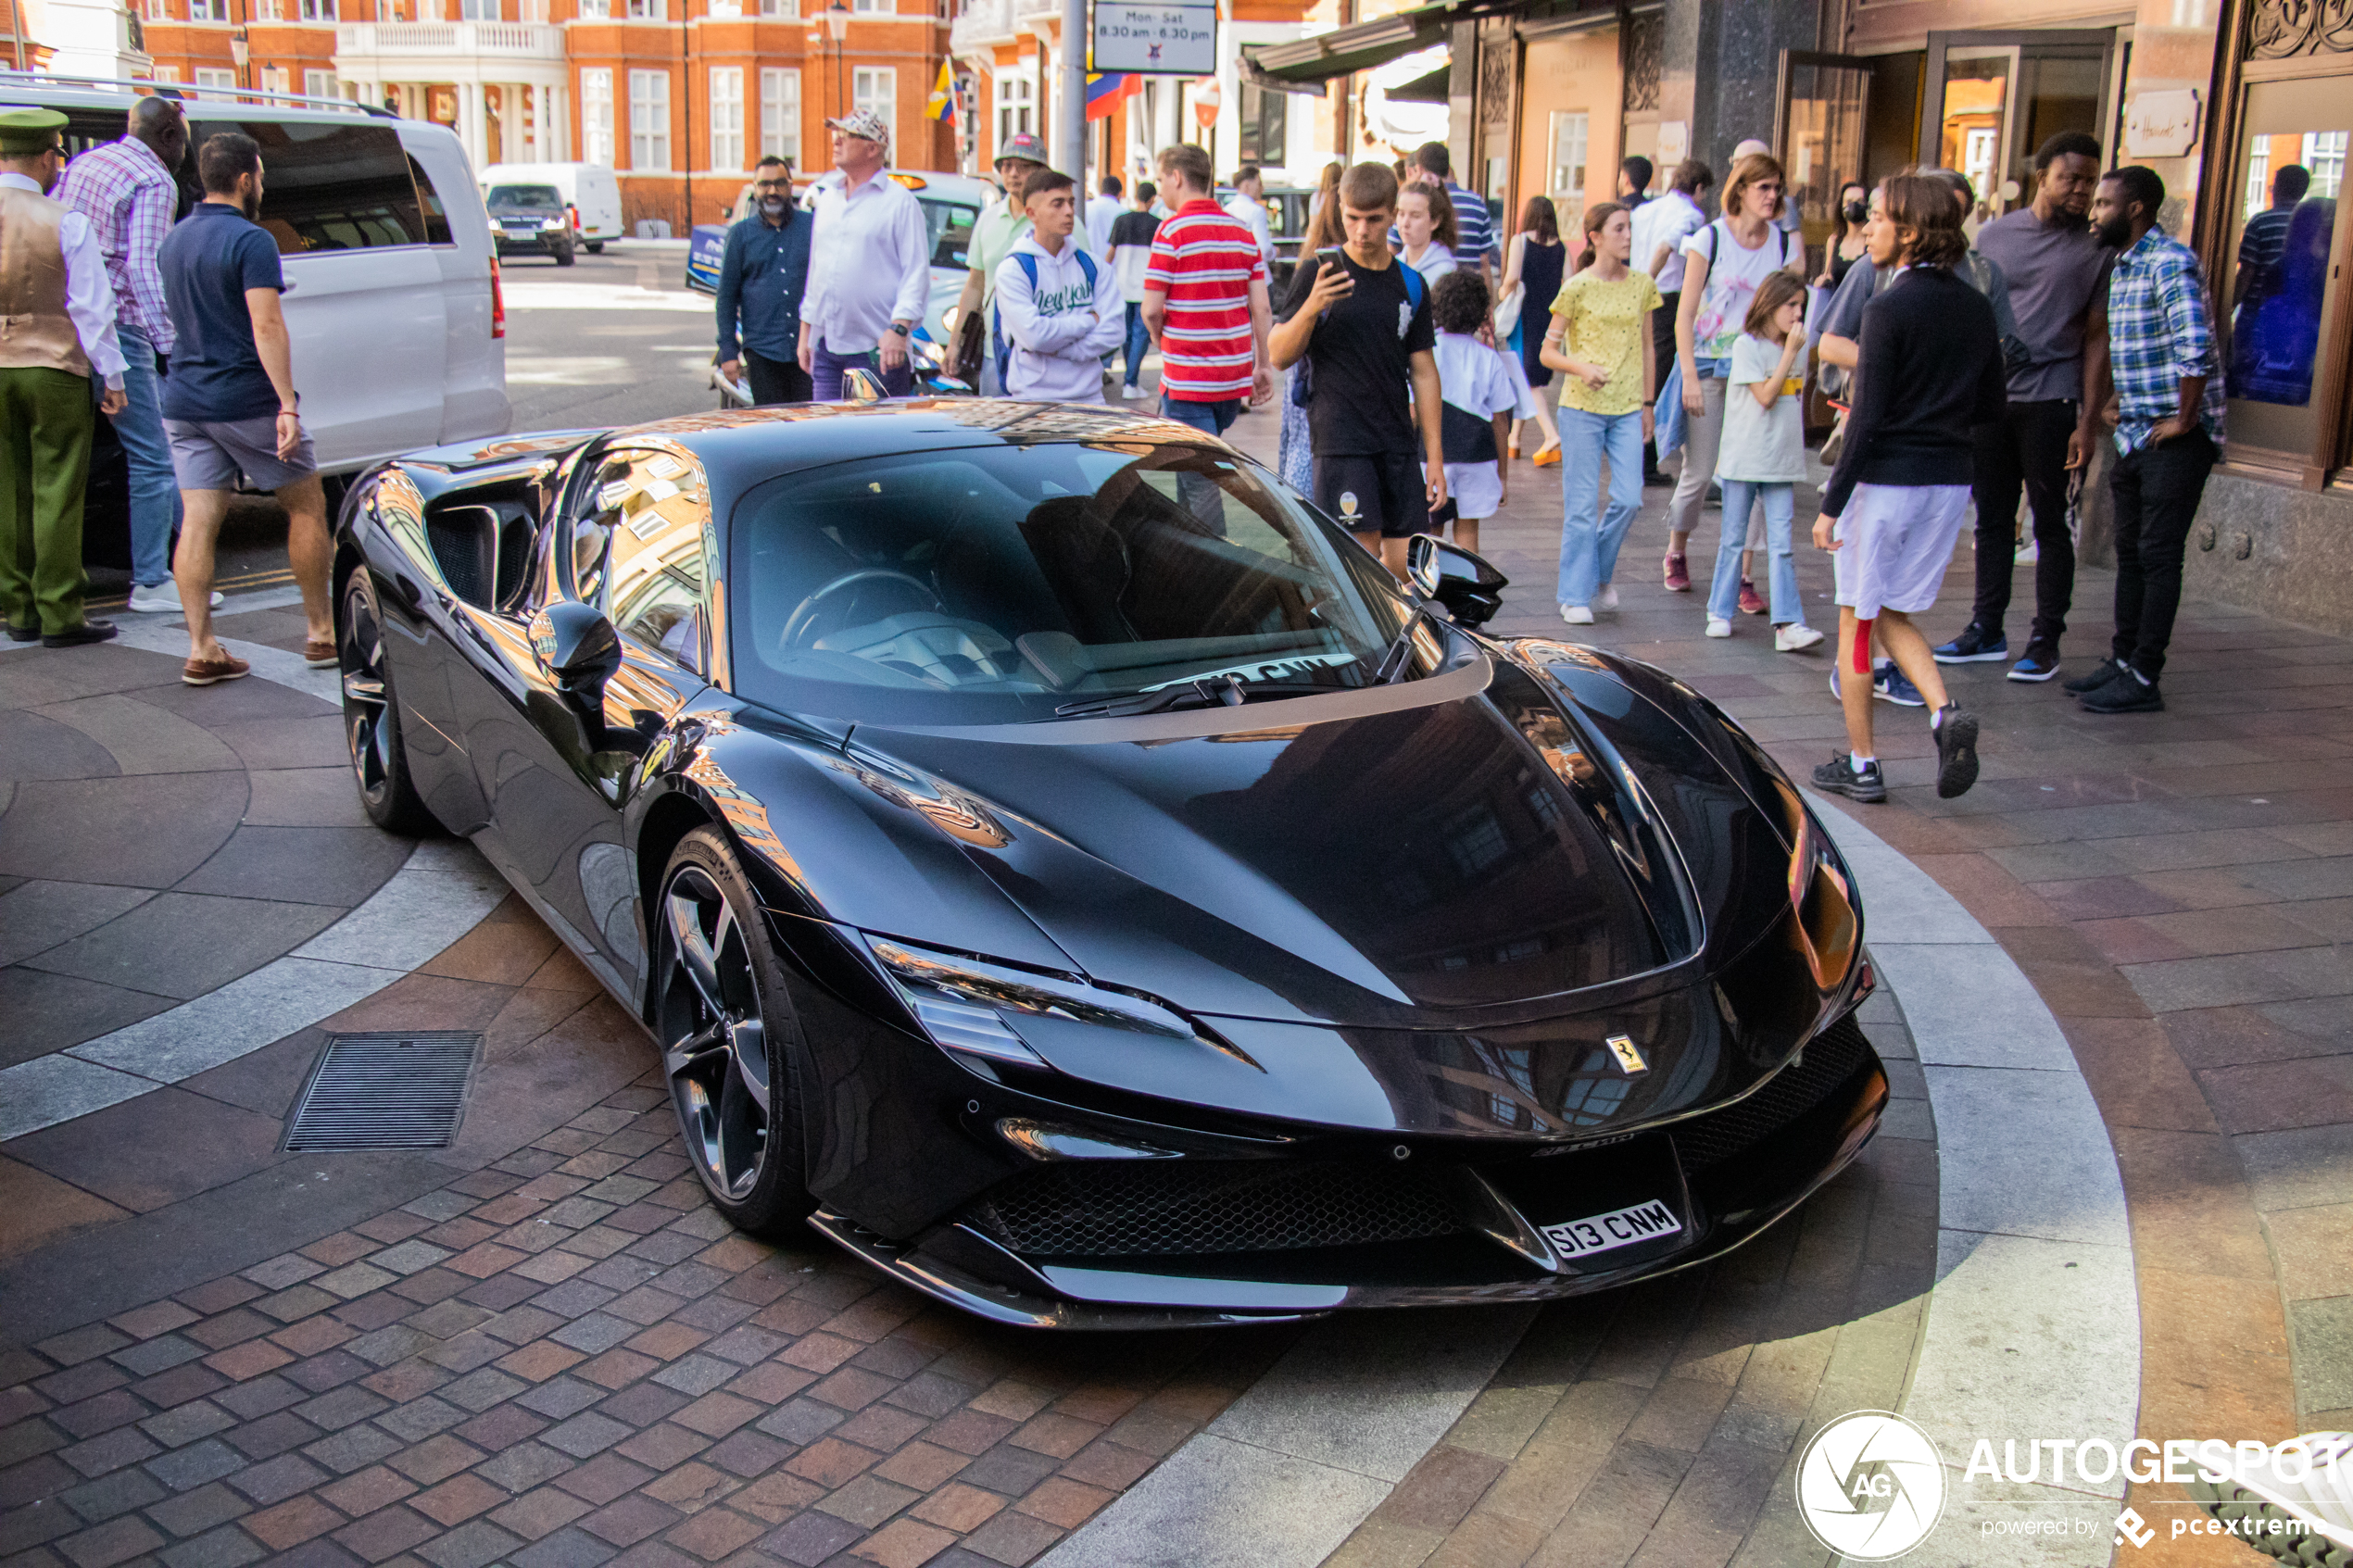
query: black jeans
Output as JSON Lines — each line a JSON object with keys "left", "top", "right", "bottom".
{"left": 2108, "top": 428, "right": 2217, "bottom": 683}
{"left": 1969, "top": 398, "right": 2079, "bottom": 646}
{"left": 745, "top": 346, "right": 812, "bottom": 407}
{"left": 1644, "top": 291, "right": 1679, "bottom": 476}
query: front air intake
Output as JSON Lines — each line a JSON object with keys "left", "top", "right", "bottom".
{"left": 965, "top": 1159, "right": 1467, "bottom": 1258}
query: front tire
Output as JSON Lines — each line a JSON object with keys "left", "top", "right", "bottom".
{"left": 585, "top": 240, "right": 604, "bottom": 254}
{"left": 553, "top": 240, "right": 576, "bottom": 267}
{"left": 655, "top": 827, "right": 814, "bottom": 1236}
{"left": 338, "top": 570, "right": 439, "bottom": 836}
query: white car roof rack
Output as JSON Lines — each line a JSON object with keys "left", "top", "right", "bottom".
{"left": 0, "top": 69, "right": 393, "bottom": 119}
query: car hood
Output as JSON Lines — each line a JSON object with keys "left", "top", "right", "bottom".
{"left": 838, "top": 655, "right": 1715, "bottom": 1029}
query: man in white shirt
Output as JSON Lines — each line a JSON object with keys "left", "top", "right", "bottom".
{"left": 1085, "top": 175, "right": 1123, "bottom": 257}
{"left": 0, "top": 107, "right": 130, "bottom": 648}
{"left": 1223, "top": 165, "right": 1277, "bottom": 274}
{"left": 796, "top": 109, "right": 931, "bottom": 399}
{"left": 996, "top": 169, "right": 1123, "bottom": 403}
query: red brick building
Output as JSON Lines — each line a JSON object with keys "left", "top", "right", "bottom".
{"left": 135, "top": 0, "right": 958, "bottom": 232}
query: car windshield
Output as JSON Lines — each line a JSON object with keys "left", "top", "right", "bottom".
{"left": 728, "top": 438, "right": 1429, "bottom": 726}
{"left": 488, "top": 185, "right": 563, "bottom": 209}
{"left": 918, "top": 197, "right": 978, "bottom": 269}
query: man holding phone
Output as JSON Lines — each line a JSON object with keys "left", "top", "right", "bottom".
{"left": 1270, "top": 161, "right": 1447, "bottom": 577}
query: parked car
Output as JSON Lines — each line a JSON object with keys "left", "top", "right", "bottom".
{"left": 17, "top": 77, "right": 510, "bottom": 569}
{"left": 1214, "top": 183, "right": 1313, "bottom": 294}
{"left": 480, "top": 160, "right": 621, "bottom": 253}
{"left": 483, "top": 179, "right": 577, "bottom": 265}
{"left": 334, "top": 399, "right": 1886, "bottom": 1328}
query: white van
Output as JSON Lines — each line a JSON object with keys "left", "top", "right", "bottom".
{"left": 19, "top": 77, "right": 510, "bottom": 482}
{"left": 481, "top": 161, "right": 621, "bottom": 252}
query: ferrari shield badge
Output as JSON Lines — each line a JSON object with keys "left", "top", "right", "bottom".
{"left": 1606, "top": 1035, "right": 1649, "bottom": 1076}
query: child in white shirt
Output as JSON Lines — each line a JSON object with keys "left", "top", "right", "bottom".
{"left": 994, "top": 169, "right": 1124, "bottom": 403}
{"left": 1422, "top": 270, "right": 1530, "bottom": 555}
{"left": 1710, "top": 271, "right": 1822, "bottom": 650}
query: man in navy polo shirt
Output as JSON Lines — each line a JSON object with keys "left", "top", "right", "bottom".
{"left": 157, "top": 131, "right": 331, "bottom": 688}
{"left": 716, "top": 155, "right": 812, "bottom": 405}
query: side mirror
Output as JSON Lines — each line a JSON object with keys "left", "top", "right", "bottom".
{"left": 529, "top": 599, "right": 623, "bottom": 706}
{"left": 840, "top": 365, "right": 887, "bottom": 403}
{"left": 1407, "top": 535, "right": 1509, "bottom": 627}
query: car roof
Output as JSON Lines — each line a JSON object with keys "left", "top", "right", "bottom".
{"left": 886, "top": 169, "right": 996, "bottom": 205}
{"left": 585, "top": 399, "right": 1217, "bottom": 495}
{"left": 0, "top": 77, "right": 396, "bottom": 127}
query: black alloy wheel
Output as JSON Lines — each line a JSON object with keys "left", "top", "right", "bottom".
{"left": 338, "top": 571, "right": 438, "bottom": 835}
{"left": 656, "top": 827, "right": 813, "bottom": 1236}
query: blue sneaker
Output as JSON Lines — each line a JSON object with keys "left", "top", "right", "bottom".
{"left": 1932, "top": 623, "right": 2009, "bottom": 663}
{"left": 2008, "top": 642, "right": 2060, "bottom": 683}
{"left": 1829, "top": 659, "right": 1928, "bottom": 707}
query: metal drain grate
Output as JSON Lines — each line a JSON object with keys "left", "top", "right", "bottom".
{"left": 284, "top": 1032, "right": 481, "bottom": 1151}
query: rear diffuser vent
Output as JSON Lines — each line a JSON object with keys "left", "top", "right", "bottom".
{"left": 284, "top": 1032, "right": 480, "bottom": 1151}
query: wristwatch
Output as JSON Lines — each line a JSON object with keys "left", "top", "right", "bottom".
{"left": 887, "top": 322, "right": 911, "bottom": 338}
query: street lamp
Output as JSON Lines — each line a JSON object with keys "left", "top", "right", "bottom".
{"left": 824, "top": 1, "right": 848, "bottom": 122}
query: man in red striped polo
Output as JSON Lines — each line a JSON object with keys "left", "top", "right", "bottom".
{"left": 1139, "top": 142, "right": 1272, "bottom": 438}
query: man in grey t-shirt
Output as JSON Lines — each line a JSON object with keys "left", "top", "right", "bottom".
{"left": 1930, "top": 132, "right": 2111, "bottom": 681}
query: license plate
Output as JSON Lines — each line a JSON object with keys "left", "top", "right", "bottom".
{"left": 1541, "top": 1198, "right": 1682, "bottom": 1261}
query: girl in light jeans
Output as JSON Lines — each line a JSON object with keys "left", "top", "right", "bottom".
{"left": 1708, "top": 272, "right": 1822, "bottom": 650}
{"left": 1542, "top": 202, "right": 1660, "bottom": 622}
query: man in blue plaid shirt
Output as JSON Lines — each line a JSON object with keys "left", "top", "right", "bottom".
{"left": 2068, "top": 166, "right": 2226, "bottom": 715}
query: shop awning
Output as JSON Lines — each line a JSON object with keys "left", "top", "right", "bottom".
{"left": 1387, "top": 64, "right": 1450, "bottom": 103}
{"left": 1238, "top": 0, "right": 1603, "bottom": 94}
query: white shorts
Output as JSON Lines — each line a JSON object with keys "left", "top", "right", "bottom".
{"left": 1436, "top": 460, "right": 1502, "bottom": 521}
{"left": 1831, "top": 482, "right": 1970, "bottom": 621}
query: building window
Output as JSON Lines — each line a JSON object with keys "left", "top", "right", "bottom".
{"left": 195, "top": 67, "right": 236, "bottom": 94}
{"left": 995, "top": 69, "right": 1030, "bottom": 147}
{"left": 708, "top": 67, "right": 743, "bottom": 171}
{"left": 149, "top": 63, "right": 180, "bottom": 80}
{"left": 760, "top": 0, "right": 795, "bottom": 13}
{"left": 852, "top": 65, "right": 893, "bottom": 137}
{"left": 261, "top": 66, "right": 290, "bottom": 92}
{"left": 298, "top": 0, "right": 333, "bottom": 18}
{"left": 577, "top": 0, "right": 608, "bottom": 13}
{"left": 375, "top": 0, "right": 400, "bottom": 17}
{"left": 187, "top": 0, "right": 219, "bottom": 17}
{"left": 252, "top": 0, "right": 280, "bottom": 19}
{"left": 1236, "top": 79, "right": 1285, "bottom": 166}
{"left": 1549, "top": 110, "right": 1589, "bottom": 213}
{"left": 760, "top": 67, "right": 799, "bottom": 162}
{"left": 625, "top": 0, "right": 660, "bottom": 16}
{"left": 581, "top": 67, "right": 614, "bottom": 165}
{"left": 850, "top": 0, "right": 887, "bottom": 11}
{"left": 305, "top": 69, "right": 339, "bottom": 96}
{"left": 2222, "top": 82, "right": 2353, "bottom": 463}
{"left": 629, "top": 69, "right": 671, "bottom": 169}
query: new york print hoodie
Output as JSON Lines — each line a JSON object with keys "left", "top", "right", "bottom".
{"left": 994, "top": 232, "right": 1125, "bottom": 403}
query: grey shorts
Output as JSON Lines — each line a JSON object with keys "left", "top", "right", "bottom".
{"left": 164, "top": 413, "right": 318, "bottom": 493}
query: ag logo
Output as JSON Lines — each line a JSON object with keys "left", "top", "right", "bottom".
{"left": 1338, "top": 491, "right": 1360, "bottom": 517}
{"left": 1794, "top": 1411, "right": 1946, "bottom": 1560}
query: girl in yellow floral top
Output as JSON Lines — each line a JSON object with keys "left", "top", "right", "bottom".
{"left": 1541, "top": 202, "right": 1660, "bottom": 623}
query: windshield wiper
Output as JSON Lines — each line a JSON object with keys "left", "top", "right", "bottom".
{"left": 1372, "top": 605, "right": 1444, "bottom": 684}
{"left": 1054, "top": 676, "right": 1245, "bottom": 720}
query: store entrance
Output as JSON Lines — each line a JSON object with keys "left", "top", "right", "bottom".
{"left": 1918, "top": 31, "right": 2114, "bottom": 219}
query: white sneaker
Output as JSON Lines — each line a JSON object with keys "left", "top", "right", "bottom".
{"left": 1595, "top": 584, "right": 1618, "bottom": 610}
{"left": 1560, "top": 604, "right": 1594, "bottom": 625}
{"left": 2015, "top": 539, "right": 2040, "bottom": 563}
{"left": 1121, "top": 384, "right": 1145, "bottom": 400}
{"left": 1705, "top": 617, "right": 1732, "bottom": 639}
{"left": 1775, "top": 623, "right": 1825, "bottom": 652}
{"left": 2193, "top": 1431, "right": 2353, "bottom": 1550}
{"left": 127, "top": 582, "right": 225, "bottom": 613}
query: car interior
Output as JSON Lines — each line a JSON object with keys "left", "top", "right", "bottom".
{"left": 736, "top": 443, "right": 1398, "bottom": 706}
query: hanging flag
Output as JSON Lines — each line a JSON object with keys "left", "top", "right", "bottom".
{"left": 926, "top": 59, "right": 956, "bottom": 123}
{"left": 1085, "top": 71, "right": 1142, "bottom": 121}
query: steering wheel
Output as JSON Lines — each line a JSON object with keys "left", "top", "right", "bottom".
{"left": 778, "top": 568, "right": 942, "bottom": 651}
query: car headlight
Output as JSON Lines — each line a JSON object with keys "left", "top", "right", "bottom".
{"left": 1778, "top": 783, "right": 1858, "bottom": 990}
{"left": 909, "top": 334, "right": 948, "bottom": 371}
{"left": 541, "top": 217, "right": 567, "bottom": 232}
{"left": 940, "top": 304, "right": 963, "bottom": 333}
{"left": 866, "top": 937, "right": 1196, "bottom": 1069}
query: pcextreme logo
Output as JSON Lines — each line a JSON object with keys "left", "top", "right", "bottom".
{"left": 1794, "top": 1411, "right": 1947, "bottom": 1561}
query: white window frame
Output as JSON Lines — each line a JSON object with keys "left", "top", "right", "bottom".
{"left": 260, "top": 65, "right": 291, "bottom": 93}
{"left": 194, "top": 67, "right": 237, "bottom": 95}
{"left": 849, "top": 0, "right": 887, "bottom": 12}
{"left": 708, "top": 66, "right": 743, "bottom": 172}
{"left": 759, "top": 0, "right": 795, "bottom": 14}
{"left": 851, "top": 66, "right": 893, "bottom": 142}
{"left": 624, "top": 0, "right": 660, "bottom": 17}
{"left": 995, "top": 66, "right": 1032, "bottom": 149}
{"left": 629, "top": 68, "right": 671, "bottom": 171}
{"left": 304, "top": 69, "right": 339, "bottom": 97}
{"left": 459, "top": 0, "right": 497, "bottom": 17}
{"left": 581, "top": 67, "right": 614, "bottom": 167}
{"left": 148, "top": 62, "right": 180, "bottom": 81}
{"left": 759, "top": 67, "right": 799, "bottom": 163}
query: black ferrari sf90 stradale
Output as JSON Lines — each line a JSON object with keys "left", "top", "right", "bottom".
{"left": 334, "top": 400, "right": 1884, "bottom": 1328}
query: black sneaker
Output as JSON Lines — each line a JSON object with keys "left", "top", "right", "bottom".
{"left": 1932, "top": 623, "right": 2008, "bottom": 663}
{"left": 1933, "top": 706, "right": 1981, "bottom": 799}
{"left": 1812, "top": 754, "right": 1888, "bottom": 803}
{"left": 2063, "top": 657, "right": 2129, "bottom": 695}
{"left": 5, "top": 623, "right": 38, "bottom": 643}
{"left": 2008, "top": 642, "right": 2061, "bottom": 683}
{"left": 2082, "top": 672, "right": 2164, "bottom": 713}
{"left": 41, "top": 619, "right": 118, "bottom": 648}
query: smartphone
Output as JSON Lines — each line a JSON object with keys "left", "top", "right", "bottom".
{"left": 1315, "top": 245, "right": 1345, "bottom": 270}
{"left": 1427, "top": 498, "right": 1459, "bottom": 529}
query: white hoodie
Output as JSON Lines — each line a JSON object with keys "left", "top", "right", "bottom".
{"left": 994, "top": 232, "right": 1124, "bottom": 403}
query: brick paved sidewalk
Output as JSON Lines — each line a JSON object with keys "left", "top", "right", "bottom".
{"left": 0, "top": 1069, "right": 1296, "bottom": 1568}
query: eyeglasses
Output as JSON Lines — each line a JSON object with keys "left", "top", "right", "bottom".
{"left": 752, "top": 180, "right": 788, "bottom": 192}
